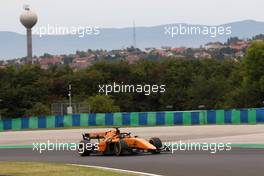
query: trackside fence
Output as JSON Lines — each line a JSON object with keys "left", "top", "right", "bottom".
{"left": 0, "top": 108, "right": 264, "bottom": 131}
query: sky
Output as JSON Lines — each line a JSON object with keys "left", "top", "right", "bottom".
{"left": 1, "top": 0, "right": 264, "bottom": 34}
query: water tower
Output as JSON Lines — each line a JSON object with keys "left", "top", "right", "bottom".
{"left": 20, "top": 5, "right": 38, "bottom": 64}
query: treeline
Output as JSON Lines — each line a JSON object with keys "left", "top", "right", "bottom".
{"left": 0, "top": 41, "right": 264, "bottom": 118}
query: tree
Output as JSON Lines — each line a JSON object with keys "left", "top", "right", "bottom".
{"left": 243, "top": 41, "right": 264, "bottom": 82}
{"left": 85, "top": 95, "right": 120, "bottom": 113}
{"left": 184, "top": 48, "right": 194, "bottom": 58}
{"left": 42, "top": 53, "right": 53, "bottom": 58}
{"left": 240, "top": 41, "right": 264, "bottom": 107}
{"left": 3, "top": 46, "right": 264, "bottom": 118}
{"left": 253, "top": 34, "right": 264, "bottom": 40}
{"left": 225, "top": 41, "right": 264, "bottom": 108}
{"left": 227, "top": 37, "right": 240, "bottom": 45}
{"left": 25, "top": 102, "right": 50, "bottom": 116}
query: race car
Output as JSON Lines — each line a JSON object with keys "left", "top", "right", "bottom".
{"left": 78, "top": 127, "right": 162, "bottom": 156}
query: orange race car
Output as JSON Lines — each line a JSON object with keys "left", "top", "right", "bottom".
{"left": 78, "top": 128, "right": 163, "bottom": 156}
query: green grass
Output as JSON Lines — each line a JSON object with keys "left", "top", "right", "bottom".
{"left": 0, "top": 162, "right": 137, "bottom": 176}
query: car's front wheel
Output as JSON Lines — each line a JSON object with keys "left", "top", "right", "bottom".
{"left": 149, "top": 137, "right": 162, "bottom": 154}
{"left": 114, "top": 140, "right": 128, "bottom": 156}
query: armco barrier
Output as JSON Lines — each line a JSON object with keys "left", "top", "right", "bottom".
{"left": 0, "top": 108, "right": 264, "bottom": 131}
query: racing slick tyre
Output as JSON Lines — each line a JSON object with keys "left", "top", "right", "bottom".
{"left": 149, "top": 137, "right": 162, "bottom": 154}
{"left": 78, "top": 140, "right": 92, "bottom": 156}
{"left": 114, "top": 140, "right": 128, "bottom": 156}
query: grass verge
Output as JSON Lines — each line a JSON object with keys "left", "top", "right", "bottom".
{"left": 0, "top": 162, "right": 137, "bottom": 176}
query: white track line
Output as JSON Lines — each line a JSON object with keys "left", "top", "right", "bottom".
{"left": 68, "top": 163, "right": 163, "bottom": 176}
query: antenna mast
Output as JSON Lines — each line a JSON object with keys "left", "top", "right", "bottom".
{"left": 133, "top": 20, "right": 137, "bottom": 48}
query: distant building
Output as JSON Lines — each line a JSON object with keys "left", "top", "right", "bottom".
{"left": 194, "top": 51, "right": 212, "bottom": 59}
{"left": 70, "top": 56, "right": 95, "bottom": 69}
{"left": 145, "top": 48, "right": 155, "bottom": 53}
{"left": 205, "top": 42, "right": 225, "bottom": 50}
{"left": 153, "top": 49, "right": 167, "bottom": 56}
{"left": 171, "top": 47, "right": 186, "bottom": 54}
{"left": 229, "top": 40, "right": 249, "bottom": 51}
{"left": 38, "top": 56, "right": 63, "bottom": 69}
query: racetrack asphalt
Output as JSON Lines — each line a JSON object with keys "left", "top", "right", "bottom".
{"left": 1, "top": 125, "right": 264, "bottom": 145}
{"left": 1, "top": 125, "right": 264, "bottom": 176}
{"left": 0, "top": 148, "right": 263, "bottom": 176}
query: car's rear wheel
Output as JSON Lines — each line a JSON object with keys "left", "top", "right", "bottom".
{"left": 149, "top": 137, "right": 162, "bottom": 154}
{"left": 114, "top": 140, "right": 128, "bottom": 156}
{"left": 78, "top": 140, "right": 92, "bottom": 156}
